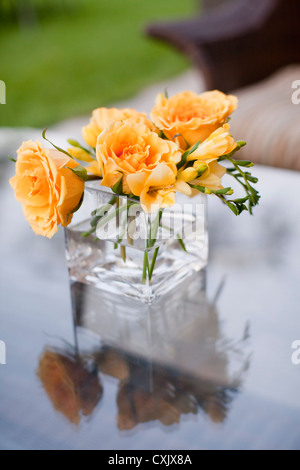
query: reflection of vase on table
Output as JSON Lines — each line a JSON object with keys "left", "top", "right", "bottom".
{"left": 35, "top": 274, "right": 251, "bottom": 428}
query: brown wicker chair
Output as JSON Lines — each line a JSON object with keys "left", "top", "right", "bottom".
{"left": 146, "top": 0, "right": 300, "bottom": 171}
{"left": 146, "top": 0, "right": 300, "bottom": 92}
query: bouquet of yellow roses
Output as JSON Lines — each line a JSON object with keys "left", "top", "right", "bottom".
{"left": 10, "top": 90, "right": 260, "bottom": 291}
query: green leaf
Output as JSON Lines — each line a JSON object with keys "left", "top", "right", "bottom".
{"left": 236, "top": 140, "right": 247, "bottom": 148}
{"left": 226, "top": 202, "right": 239, "bottom": 216}
{"left": 249, "top": 191, "right": 260, "bottom": 205}
{"left": 177, "top": 140, "right": 201, "bottom": 170}
{"left": 232, "top": 196, "right": 249, "bottom": 204}
{"left": 238, "top": 203, "right": 248, "bottom": 213}
{"left": 8, "top": 156, "right": 16, "bottom": 163}
{"left": 111, "top": 175, "right": 123, "bottom": 195}
{"left": 226, "top": 167, "right": 238, "bottom": 173}
{"left": 233, "top": 160, "right": 254, "bottom": 167}
{"left": 220, "top": 145, "right": 260, "bottom": 215}
{"left": 159, "top": 130, "right": 169, "bottom": 140}
{"left": 187, "top": 140, "right": 201, "bottom": 156}
{"left": 214, "top": 187, "right": 233, "bottom": 195}
{"left": 245, "top": 175, "right": 258, "bottom": 184}
{"left": 42, "top": 128, "right": 73, "bottom": 159}
{"left": 67, "top": 165, "right": 88, "bottom": 182}
{"left": 177, "top": 152, "right": 188, "bottom": 170}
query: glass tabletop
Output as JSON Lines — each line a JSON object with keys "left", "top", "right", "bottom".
{"left": 1, "top": 161, "right": 300, "bottom": 450}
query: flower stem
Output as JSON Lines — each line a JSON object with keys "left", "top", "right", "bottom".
{"left": 149, "top": 209, "right": 163, "bottom": 247}
{"left": 120, "top": 245, "right": 126, "bottom": 263}
{"left": 148, "top": 247, "right": 160, "bottom": 281}
{"left": 142, "top": 208, "right": 163, "bottom": 284}
{"left": 142, "top": 250, "right": 149, "bottom": 285}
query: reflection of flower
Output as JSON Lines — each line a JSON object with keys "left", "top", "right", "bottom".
{"left": 105, "top": 352, "right": 240, "bottom": 430}
{"left": 116, "top": 382, "right": 196, "bottom": 430}
{"left": 97, "top": 350, "right": 130, "bottom": 381}
{"left": 37, "top": 349, "right": 102, "bottom": 425}
{"left": 37, "top": 278, "right": 250, "bottom": 430}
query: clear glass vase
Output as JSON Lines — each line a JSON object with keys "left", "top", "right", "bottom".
{"left": 65, "top": 181, "right": 208, "bottom": 303}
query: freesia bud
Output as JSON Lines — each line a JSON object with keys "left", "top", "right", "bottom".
{"left": 68, "top": 147, "right": 94, "bottom": 163}
{"left": 67, "top": 139, "right": 81, "bottom": 148}
{"left": 193, "top": 162, "right": 208, "bottom": 176}
{"left": 177, "top": 167, "right": 198, "bottom": 182}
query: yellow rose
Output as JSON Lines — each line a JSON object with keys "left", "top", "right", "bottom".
{"left": 10, "top": 141, "right": 85, "bottom": 238}
{"left": 82, "top": 107, "right": 153, "bottom": 149}
{"left": 151, "top": 90, "right": 238, "bottom": 149}
{"left": 96, "top": 121, "right": 181, "bottom": 212}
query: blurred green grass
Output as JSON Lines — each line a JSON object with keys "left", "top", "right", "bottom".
{"left": 0, "top": 0, "right": 195, "bottom": 128}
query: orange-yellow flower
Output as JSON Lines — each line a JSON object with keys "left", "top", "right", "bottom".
{"left": 175, "top": 161, "right": 227, "bottom": 197}
{"left": 10, "top": 141, "right": 84, "bottom": 238}
{"left": 174, "top": 124, "right": 236, "bottom": 196}
{"left": 151, "top": 90, "right": 238, "bottom": 149}
{"left": 96, "top": 121, "right": 181, "bottom": 212}
{"left": 187, "top": 124, "right": 237, "bottom": 163}
{"left": 82, "top": 107, "right": 153, "bottom": 149}
{"left": 195, "top": 161, "right": 227, "bottom": 191}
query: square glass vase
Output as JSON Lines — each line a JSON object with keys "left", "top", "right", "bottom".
{"left": 65, "top": 181, "right": 208, "bottom": 303}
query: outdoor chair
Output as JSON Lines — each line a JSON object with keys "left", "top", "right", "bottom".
{"left": 146, "top": 0, "right": 300, "bottom": 171}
